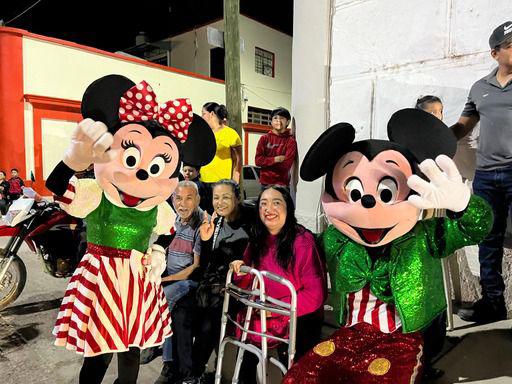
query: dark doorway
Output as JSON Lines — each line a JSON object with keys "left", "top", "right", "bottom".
{"left": 210, "top": 47, "right": 225, "bottom": 80}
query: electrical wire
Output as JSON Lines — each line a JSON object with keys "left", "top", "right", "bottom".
{"left": 5, "top": 0, "right": 44, "bottom": 25}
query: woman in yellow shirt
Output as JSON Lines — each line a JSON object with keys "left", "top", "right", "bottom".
{"left": 200, "top": 102, "right": 242, "bottom": 184}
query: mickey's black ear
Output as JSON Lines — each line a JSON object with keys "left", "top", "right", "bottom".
{"left": 182, "top": 114, "right": 216, "bottom": 166}
{"left": 300, "top": 122, "right": 356, "bottom": 182}
{"left": 387, "top": 108, "right": 456, "bottom": 162}
{"left": 81, "top": 74, "right": 135, "bottom": 129}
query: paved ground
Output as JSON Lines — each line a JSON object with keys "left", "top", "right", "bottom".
{"left": 1, "top": 239, "right": 512, "bottom": 383}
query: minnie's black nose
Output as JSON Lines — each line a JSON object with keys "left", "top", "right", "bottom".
{"left": 136, "top": 169, "right": 149, "bottom": 181}
{"left": 361, "top": 194, "right": 376, "bottom": 208}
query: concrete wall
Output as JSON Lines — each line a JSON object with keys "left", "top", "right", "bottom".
{"left": 293, "top": 0, "right": 512, "bottom": 229}
{"left": 292, "top": 0, "right": 333, "bottom": 231}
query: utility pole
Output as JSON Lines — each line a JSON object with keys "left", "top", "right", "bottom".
{"left": 223, "top": 0, "right": 242, "bottom": 137}
{"left": 224, "top": 0, "right": 244, "bottom": 192}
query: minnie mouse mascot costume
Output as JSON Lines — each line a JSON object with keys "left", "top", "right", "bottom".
{"left": 47, "top": 74, "right": 215, "bottom": 383}
{"left": 283, "top": 109, "right": 492, "bottom": 383}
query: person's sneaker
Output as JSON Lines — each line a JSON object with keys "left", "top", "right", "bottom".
{"left": 154, "top": 362, "right": 178, "bottom": 384}
{"left": 457, "top": 298, "right": 507, "bottom": 324}
{"left": 141, "top": 346, "right": 162, "bottom": 365}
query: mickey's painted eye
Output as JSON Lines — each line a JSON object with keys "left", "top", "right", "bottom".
{"left": 377, "top": 177, "right": 398, "bottom": 204}
{"left": 148, "top": 157, "right": 166, "bottom": 177}
{"left": 345, "top": 178, "right": 364, "bottom": 203}
{"left": 122, "top": 147, "right": 140, "bottom": 169}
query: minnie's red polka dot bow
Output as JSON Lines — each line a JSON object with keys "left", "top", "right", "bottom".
{"left": 118, "top": 80, "right": 193, "bottom": 142}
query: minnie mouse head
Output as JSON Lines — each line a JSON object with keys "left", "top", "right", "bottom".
{"left": 300, "top": 109, "right": 457, "bottom": 247}
{"left": 81, "top": 74, "right": 216, "bottom": 209}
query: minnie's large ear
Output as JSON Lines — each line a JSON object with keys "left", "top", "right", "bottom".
{"left": 300, "top": 123, "right": 356, "bottom": 182}
{"left": 81, "top": 74, "right": 135, "bottom": 129}
{"left": 182, "top": 114, "right": 216, "bottom": 166}
{"left": 387, "top": 108, "right": 456, "bottom": 162}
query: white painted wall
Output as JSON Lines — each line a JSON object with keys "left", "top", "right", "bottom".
{"left": 292, "top": 0, "right": 332, "bottom": 231}
{"left": 22, "top": 37, "right": 225, "bottom": 110}
{"left": 239, "top": 16, "right": 292, "bottom": 118}
{"left": 21, "top": 36, "right": 225, "bottom": 181}
{"left": 293, "top": 0, "right": 512, "bottom": 230}
{"left": 169, "top": 16, "right": 292, "bottom": 166}
{"left": 170, "top": 16, "right": 292, "bottom": 121}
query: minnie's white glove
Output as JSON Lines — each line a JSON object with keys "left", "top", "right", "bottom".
{"left": 407, "top": 155, "right": 470, "bottom": 213}
{"left": 63, "top": 118, "right": 116, "bottom": 171}
{"left": 146, "top": 244, "right": 167, "bottom": 284}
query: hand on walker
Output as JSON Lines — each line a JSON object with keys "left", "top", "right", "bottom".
{"left": 230, "top": 260, "right": 246, "bottom": 275}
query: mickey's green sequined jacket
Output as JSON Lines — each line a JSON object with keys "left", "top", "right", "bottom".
{"left": 323, "top": 195, "right": 493, "bottom": 333}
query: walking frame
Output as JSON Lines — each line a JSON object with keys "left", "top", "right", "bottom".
{"left": 215, "top": 265, "right": 298, "bottom": 384}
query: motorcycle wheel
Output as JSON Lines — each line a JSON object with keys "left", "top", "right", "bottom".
{"left": 0, "top": 255, "right": 27, "bottom": 311}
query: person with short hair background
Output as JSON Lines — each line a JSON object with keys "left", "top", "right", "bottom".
{"left": 8, "top": 168, "right": 24, "bottom": 201}
{"left": 255, "top": 107, "right": 298, "bottom": 189}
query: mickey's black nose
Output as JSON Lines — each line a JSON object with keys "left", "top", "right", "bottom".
{"left": 136, "top": 169, "right": 149, "bottom": 181}
{"left": 361, "top": 194, "right": 376, "bottom": 209}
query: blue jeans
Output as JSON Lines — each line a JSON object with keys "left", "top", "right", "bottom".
{"left": 472, "top": 167, "right": 512, "bottom": 300}
{"left": 162, "top": 280, "right": 198, "bottom": 362}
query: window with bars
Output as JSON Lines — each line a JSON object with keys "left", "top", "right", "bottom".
{"left": 255, "top": 47, "right": 275, "bottom": 77}
{"left": 247, "top": 106, "right": 272, "bottom": 125}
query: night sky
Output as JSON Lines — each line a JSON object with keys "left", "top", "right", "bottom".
{"left": 0, "top": 0, "right": 293, "bottom": 52}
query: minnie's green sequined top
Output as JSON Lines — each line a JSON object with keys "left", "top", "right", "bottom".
{"left": 323, "top": 195, "right": 493, "bottom": 333}
{"left": 60, "top": 178, "right": 175, "bottom": 254}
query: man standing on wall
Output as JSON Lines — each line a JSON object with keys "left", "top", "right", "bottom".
{"left": 452, "top": 21, "right": 512, "bottom": 323}
{"left": 255, "top": 107, "right": 298, "bottom": 189}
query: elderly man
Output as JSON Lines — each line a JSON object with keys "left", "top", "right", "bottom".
{"left": 154, "top": 180, "right": 204, "bottom": 384}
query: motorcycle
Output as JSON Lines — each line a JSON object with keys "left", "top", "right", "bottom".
{"left": 0, "top": 188, "right": 85, "bottom": 310}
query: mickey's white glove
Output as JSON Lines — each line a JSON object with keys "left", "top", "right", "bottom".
{"left": 146, "top": 244, "right": 167, "bottom": 284}
{"left": 407, "top": 154, "right": 470, "bottom": 213}
{"left": 63, "top": 118, "right": 116, "bottom": 171}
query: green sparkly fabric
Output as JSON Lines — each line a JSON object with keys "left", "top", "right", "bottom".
{"left": 323, "top": 195, "right": 493, "bottom": 333}
{"left": 86, "top": 194, "right": 158, "bottom": 253}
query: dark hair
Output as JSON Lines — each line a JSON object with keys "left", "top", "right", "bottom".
{"left": 249, "top": 185, "right": 300, "bottom": 270}
{"left": 183, "top": 163, "right": 200, "bottom": 171}
{"left": 11, "top": 168, "right": 18, "bottom": 173}
{"left": 203, "top": 102, "right": 228, "bottom": 123}
{"left": 415, "top": 95, "right": 442, "bottom": 111}
{"left": 271, "top": 107, "right": 291, "bottom": 121}
{"left": 0, "top": 170, "right": 5, "bottom": 177}
{"left": 212, "top": 179, "right": 241, "bottom": 200}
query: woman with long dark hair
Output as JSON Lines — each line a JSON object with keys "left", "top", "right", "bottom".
{"left": 200, "top": 102, "right": 243, "bottom": 184}
{"left": 230, "top": 185, "right": 327, "bottom": 383}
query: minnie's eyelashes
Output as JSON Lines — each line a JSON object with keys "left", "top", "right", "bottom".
{"left": 159, "top": 153, "right": 172, "bottom": 163}
{"left": 121, "top": 140, "right": 136, "bottom": 150}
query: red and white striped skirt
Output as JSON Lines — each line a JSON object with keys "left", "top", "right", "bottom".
{"left": 53, "top": 243, "right": 172, "bottom": 357}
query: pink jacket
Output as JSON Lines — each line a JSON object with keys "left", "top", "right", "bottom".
{"left": 237, "top": 229, "right": 327, "bottom": 317}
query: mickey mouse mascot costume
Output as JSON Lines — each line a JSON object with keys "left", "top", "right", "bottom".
{"left": 283, "top": 109, "right": 492, "bottom": 383}
{"left": 47, "top": 74, "right": 215, "bottom": 383}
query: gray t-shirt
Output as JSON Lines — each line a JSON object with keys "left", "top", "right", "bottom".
{"left": 462, "top": 67, "right": 512, "bottom": 170}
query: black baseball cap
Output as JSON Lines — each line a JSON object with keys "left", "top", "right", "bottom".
{"left": 489, "top": 21, "right": 512, "bottom": 48}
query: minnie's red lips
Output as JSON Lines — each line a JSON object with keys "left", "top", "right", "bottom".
{"left": 354, "top": 226, "right": 393, "bottom": 244}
